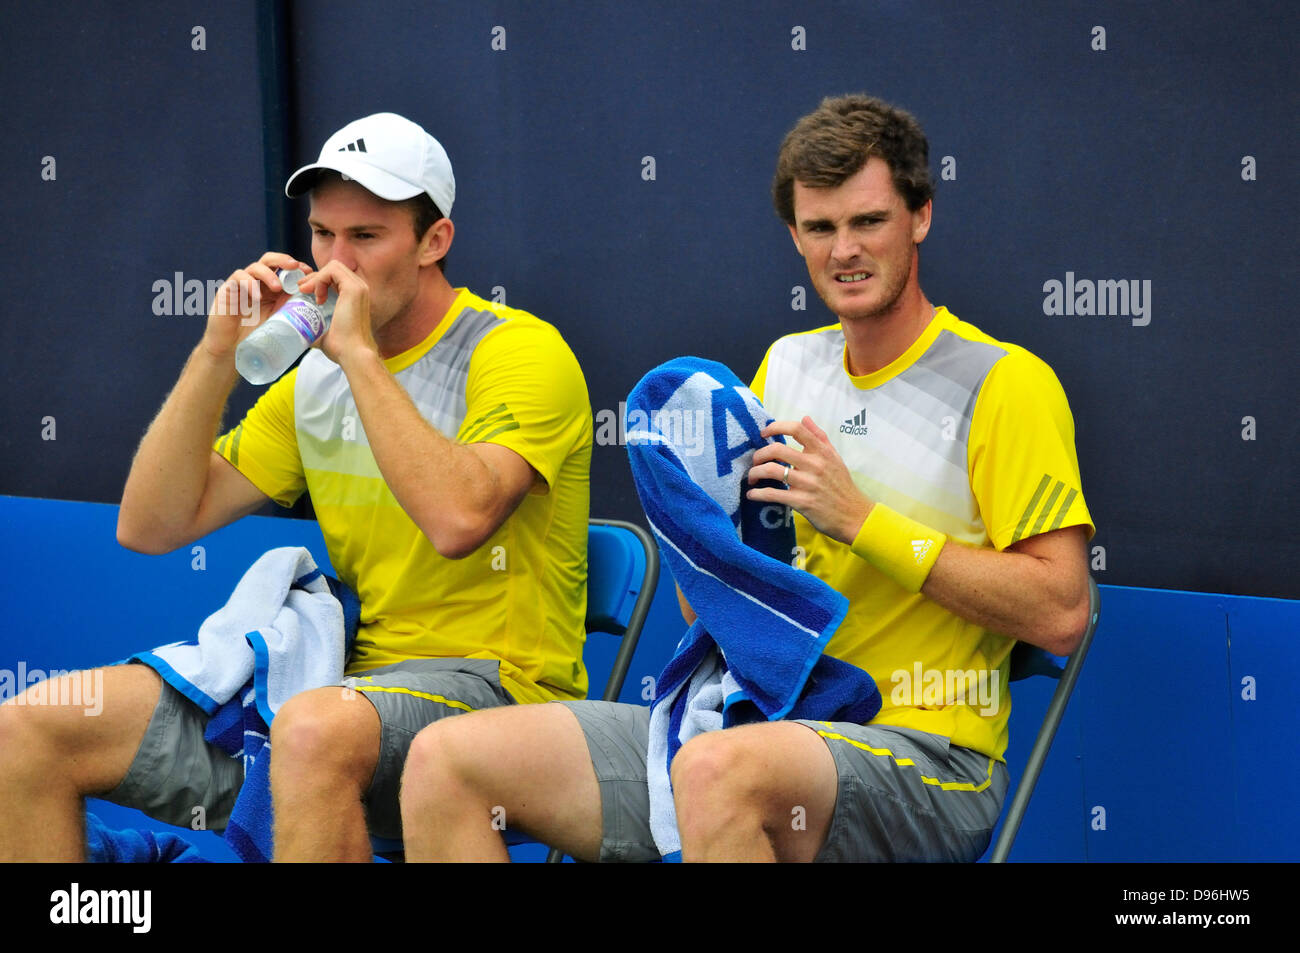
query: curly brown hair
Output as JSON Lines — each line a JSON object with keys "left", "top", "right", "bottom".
{"left": 772, "top": 94, "right": 934, "bottom": 225}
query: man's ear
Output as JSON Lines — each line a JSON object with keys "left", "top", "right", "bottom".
{"left": 787, "top": 223, "right": 803, "bottom": 257}
{"left": 419, "top": 218, "right": 454, "bottom": 267}
{"left": 911, "top": 199, "right": 932, "bottom": 245}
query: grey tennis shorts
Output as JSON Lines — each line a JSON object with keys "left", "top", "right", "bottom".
{"left": 106, "top": 658, "right": 514, "bottom": 841}
{"left": 556, "top": 700, "right": 1008, "bottom": 863}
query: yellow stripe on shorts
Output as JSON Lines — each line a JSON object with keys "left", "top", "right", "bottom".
{"left": 350, "top": 684, "right": 475, "bottom": 713}
{"left": 815, "top": 727, "right": 996, "bottom": 793}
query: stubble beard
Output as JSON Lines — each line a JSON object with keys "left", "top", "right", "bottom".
{"left": 830, "top": 259, "right": 911, "bottom": 325}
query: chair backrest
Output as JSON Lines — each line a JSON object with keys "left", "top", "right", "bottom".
{"left": 583, "top": 518, "right": 661, "bottom": 702}
{"left": 529, "top": 518, "right": 661, "bottom": 864}
{"left": 988, "top": 575, "right": 1101, "bottom": 862}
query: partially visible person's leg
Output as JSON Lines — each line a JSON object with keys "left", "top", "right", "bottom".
{"left": 670, "top": 720, "right": 840, "bottom": 862}
{"left": 670, "top": 720, "right": 1007, "bottom": 862}
{"left": 0, "top": 663, "right": 229, "bottom": 861}
{"left": 271, "top": 658, "right": 514, "bottom": 861}
{"left": 268, "top": 683, "right": 379, "bottom": 862}
{"left": 400, "top": 700, "right": 657, "bottom": 862}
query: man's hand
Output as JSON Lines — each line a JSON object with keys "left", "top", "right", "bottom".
{"left": 119, "top": 253, "right": 302, "bottom": 553}
{"left": 298, "top": 261, "right": 378, "bottom": 367}
{"left": 747, "top": 416, "right": 872, "bottom": 545}
{"left": 202, "top": 252, "right": 313, "bottom": 361}
{"left": 747, "top": 421, "right": 1090, "bottom": 654}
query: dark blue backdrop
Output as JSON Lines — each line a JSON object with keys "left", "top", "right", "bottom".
{"left": 2, "top": 0, "right": 1296, "bottom": 598}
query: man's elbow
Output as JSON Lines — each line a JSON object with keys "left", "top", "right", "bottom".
{"left": 115, "top": 518, "right": 173, "bottom": 556}
{"left": 116, "top": 506, "right": 188, "bottom": 556}
{"left": 1044, "top": 590, "right": 1092, "bottom": 657}
{"left": 430, "top": 536, "right": 480, "bottom": 561}
{"left": 425, "top": 511, "right": 497, "bottom": 561}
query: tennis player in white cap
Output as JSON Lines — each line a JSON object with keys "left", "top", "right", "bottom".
{"left": 1, "top": 113, "right": 594, "bottom": 862}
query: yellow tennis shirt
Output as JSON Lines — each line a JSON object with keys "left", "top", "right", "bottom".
{"left": 214, "top": 288, "right": 593, "bottom": 703}
{"left": 752, "top": 307, "right": 1094, "bottom": 760}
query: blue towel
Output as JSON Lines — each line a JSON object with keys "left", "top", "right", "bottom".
{"left": 127, "top": 548, "right": 358, "bottom": 862}
{"left": 204, "top": 684, "right": 275, "bottom": 862}
{"left": 86, "top": 812, "right": 210, "bottom": 863}
{"left": 627, "top": 357, "right": 881, "bottom": 857}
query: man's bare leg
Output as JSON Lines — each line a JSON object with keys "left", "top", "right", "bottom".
{"left": 399, "top": 703, "right": 603, "bottom": 862}
{"left": 0, "top": 664, "right": 162, "bottom": 861}
{"left": 671, "top": 721, "right": 839, "bottom": 862}
{"left": 269, "top": 685, "right": 382, "bottom": 862}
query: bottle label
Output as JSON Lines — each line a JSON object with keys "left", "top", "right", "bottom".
{"left": 277, "top": 298, "right": 326, "bottom": 343}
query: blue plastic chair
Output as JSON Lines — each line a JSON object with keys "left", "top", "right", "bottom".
{"left": 373, "top": 517, "right": 660, "bottom": 862}
{"left": 581, "top": 519, "right": 661, "bottom": 701}
{"left": 988, "top": 575, "right": 1101, "bottom": 862}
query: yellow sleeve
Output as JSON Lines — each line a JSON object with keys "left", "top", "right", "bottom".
{"left": 749, "top": 344, "right": 774, "bottom": 402}
{"left": 212, "top": 369, "right": 306, "bottom": 507}
{"left": 968, "top": 348, "right": 1095, "bottom": 551}
{"left": 459, "top": 318, "right": 591, "bottom": 489}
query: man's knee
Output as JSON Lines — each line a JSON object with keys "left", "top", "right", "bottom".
{"left": 670, "top": 732, "right": 771, "bottom": 837}
{"left": 672, "top": 731, "right": 757, "bottom": 801}
{"left": 402, "top": 705, "right": 520, "bottom": 795}
{"left": 404, "top": 718, "right": 452, "bottom": 778}
{"left": 670, "top": 734, "right": 768, "bottom": 852}
{"left": 400, "top": 718, "right": 468, "bottom": 809}
{"left": 270, "top": 686, "right": 380, "bottom": 785}
{"left": 671, "top": 725, "right": 836, "bottom": 855}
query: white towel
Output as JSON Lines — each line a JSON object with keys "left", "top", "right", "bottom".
{"left": 132, "top": 547, "right": 345, "bottom": 722}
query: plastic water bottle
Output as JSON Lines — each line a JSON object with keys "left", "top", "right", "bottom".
{"left": 235, "top": 269, "right": 337, "bottom": 385}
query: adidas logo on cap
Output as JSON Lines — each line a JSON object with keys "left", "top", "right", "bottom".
{"left": 285, "top": 113, "right": 455, "bottom": 216}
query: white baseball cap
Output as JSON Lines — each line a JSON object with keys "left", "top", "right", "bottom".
{"left": 285, "top": 112, "right": 455, "bottom": 216}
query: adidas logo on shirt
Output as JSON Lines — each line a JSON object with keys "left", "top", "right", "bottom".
{"left": 839, "top": 409, "right": 869, "bottom": 436}
{"left": 911, "top": 539, "right": 932, "bottom": 564}
{"left": 338, "top": 138, "right": 368, "bottom": 152}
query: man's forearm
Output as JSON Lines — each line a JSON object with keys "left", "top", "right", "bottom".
{"left": 118, "top": 345, "right": 239, "bottom": 552}
{"left": 338, "top": 348, "right": 511, "bottom": 558}
{"left": 749, "top": 418, "right": 1091, "bottom": 657}
{"left": 918, "top": 533, "right": 1091, "bottom": 656}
